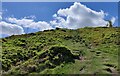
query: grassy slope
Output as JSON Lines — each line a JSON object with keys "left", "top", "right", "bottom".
{"left": 0, "top": 27, "right": 120, "bottom": 75}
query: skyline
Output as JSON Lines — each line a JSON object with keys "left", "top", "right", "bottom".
{"left": 0, "top": 2, "right": 119, "bottom": 38}
{"left": 1, "top": 0, "right": 120, "bottom": 2}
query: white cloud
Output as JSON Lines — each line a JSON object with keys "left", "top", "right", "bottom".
{"left": 50, "top": 2, "right": 108, "bottom": 29}
{"left": 29, "top": 21, "right": 53, "bottom": 31}
{"left": 7, "top": 18, "right": 34, "bottom": 27}
{"left": 0, "top": 21, "right": 24, "bottom": 35}
{"left": 0, "top": 12, "right": 2, "bottom": 20}
{"left": 7, "top": 17, "right": 53, "bottom": 31}
{"left": 1, "top": 2, "right": 117, "bottom": 37}
{"left": 0, "top": 16, "right": 2, "bottom": 20}
{"left": 23, "top": 15, "right": 36, "bottom": 19}
{"left": 111, "top": 17, "right": 116, "bottom": 25}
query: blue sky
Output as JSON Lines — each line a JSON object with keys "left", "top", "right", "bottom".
{"left": 3, "top": 2, "right": 118, "bottom": 23}
{"left": 2, "top": 2, "right": 73, "bottom": 22}
{"left": 0, "top": 2, "right": 118, "bottom": 38}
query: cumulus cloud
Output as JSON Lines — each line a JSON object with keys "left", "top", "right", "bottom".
{"left": 111, "top": 17, "right": 116, "bottom": 25}
{"left": 50, "top": 2, "right": 108, "bottom": 29}
{"left": 1, "top": 2, "right": 117, "bottom": 37}
{"left": 24, "top": 15, "right": 36, "bottom": 19}
{"left": 7, "top": 18, "right": 34, "bottom": 27}
{"left": 29, "top": 21, "right": 53, "bottom": 31}
{"left": 7, "top": 17, "right": 53, "bottom": 31}
{"left": 9, "top": 2, "right": 110, "bottom": 30}
{"left": 0, "top": 21, "right": 24, "bottom": 35}
{"left": 0, "top": 16, "right": 2, "bottom": 20}
{"left": 0, "top": 12, "right": 2, "bottom": 20}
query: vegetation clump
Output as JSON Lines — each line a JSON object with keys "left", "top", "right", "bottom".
{"left": 1, "top": 27, "right": 119, "bottom": 74}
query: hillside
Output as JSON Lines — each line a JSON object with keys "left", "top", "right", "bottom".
{"left": 0, "top": 27, "right": 120, "bottom": 75}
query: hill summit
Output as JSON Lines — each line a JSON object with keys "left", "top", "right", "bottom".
{"left": 0, "top": 27, "right": 120, "bottom": 75}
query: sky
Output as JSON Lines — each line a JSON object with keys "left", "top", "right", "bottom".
{"left": 0, "top": 2, "right": 118, "bottom": 38}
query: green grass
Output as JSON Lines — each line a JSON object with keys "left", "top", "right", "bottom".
{"left": 1, "top": 27, "right": 120, "bottom": 75}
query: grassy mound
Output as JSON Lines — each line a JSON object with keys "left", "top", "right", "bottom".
{"left": 0, "top": 27, "right": 120, "bottom": 75}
